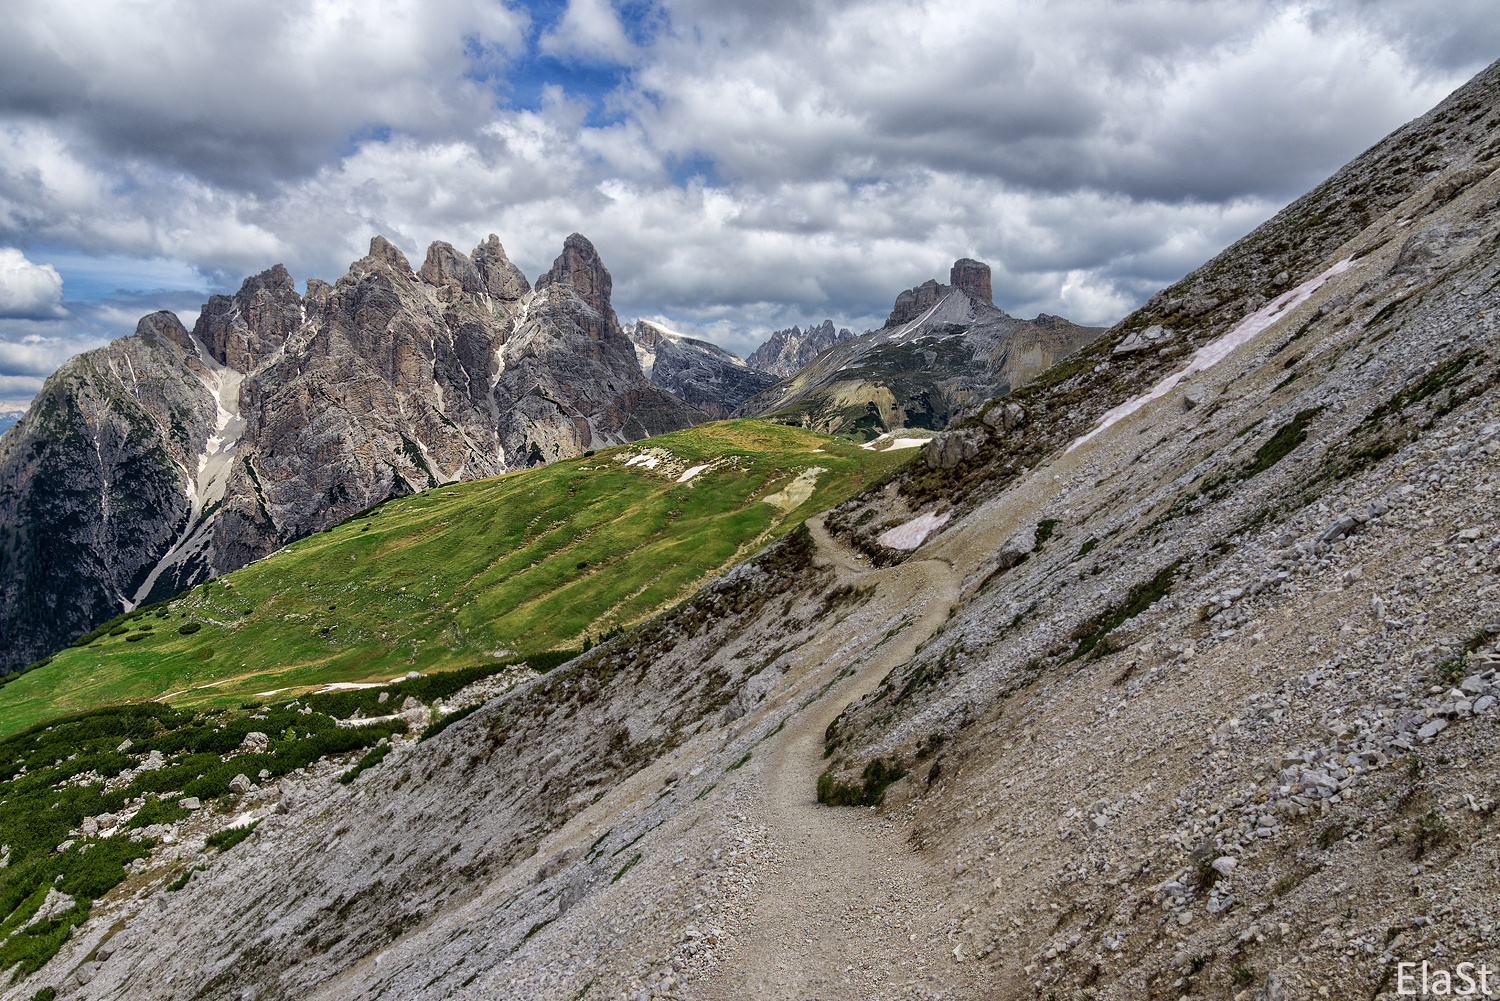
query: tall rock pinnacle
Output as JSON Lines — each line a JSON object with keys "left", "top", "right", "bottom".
{"left": 950, "top": 258, "right": 993, "bottom": 305}
{"left": 535, "top": 233, "right": 614, "bottom": 318}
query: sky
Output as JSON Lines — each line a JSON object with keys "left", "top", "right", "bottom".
{"left": 0, "top": 0, "right": 1496, "bottom": 411}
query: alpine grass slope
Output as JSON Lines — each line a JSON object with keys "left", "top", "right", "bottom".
{"left": 0, "top": 420, "right": 909, "bottom": 738}
{"left": 6, "top": 55, "right": 1500, "bottom": 1001}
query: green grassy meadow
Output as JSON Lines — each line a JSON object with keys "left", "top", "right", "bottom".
{"left": 0, "top": 420, "right": 914, "bottom": 737}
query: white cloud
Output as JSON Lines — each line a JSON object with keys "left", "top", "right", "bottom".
{"left": 0, "top": 248, "right": 65, "bottom": 319}
{"left": 0, "top": 0, "right": 527, "bottom": 185}
{"left": 540, "top": 0, "right": 637, "bottom": 65}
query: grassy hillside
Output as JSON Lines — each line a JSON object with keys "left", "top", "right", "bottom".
{"left": 0, "top": 420, "right": 914, "bottom": 737}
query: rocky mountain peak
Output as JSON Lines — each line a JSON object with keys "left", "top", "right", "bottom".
{"left": 743, "top": 258, "right": 1096, "bottom": 435}
{"left": 195, "top": 263, "right": 300, "bottom": 370}
{"left": 418, "top": 241, "right": 484, "bottom": 294}
{"left": 367, "top": 234, "right": 413, "bottom": 274}
{"left": 470, "top": 234, "right": 531, "bottom": 302}
{"left": 885, "top": 278, "right": 947, "bottom": 328}
{"left": 304, "top": 277, "right": 332, "bottom": 308}
{"left": 535, "top": 233, "right": 613, "bottom": 318}
{"left": 629, "top": 318, "right": 669, "bottom": 352}
{"left": 745, "top": 320, "right": 855, "bottom": 379}
{"left": 949, "top": 257, "right": 993, "bottom": 305}
{"left": 135, "top": 309, "right": 193, "bottom": 354}
{"left": 886, "top": 259, "right": 996, "bottom": 327}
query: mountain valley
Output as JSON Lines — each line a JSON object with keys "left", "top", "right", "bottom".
{"left": 1, "top": 54, "right": 1500, "bottom": 1001}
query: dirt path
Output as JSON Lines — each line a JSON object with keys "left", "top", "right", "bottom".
{"left": 697, "top": 517, "right": 974, "bottom": 999}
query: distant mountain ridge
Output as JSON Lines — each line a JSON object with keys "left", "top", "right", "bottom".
{"left": 0, "top": 232, "right": 705, "bottom": 674}
{"left": 745, "top": 320, "right": 855, "bottom": 379}
{"left": 737, "top": 258, "right": 1101, "bottom": 437}
{"left": 627, "top": 320, "right": 778, "bottom": 419}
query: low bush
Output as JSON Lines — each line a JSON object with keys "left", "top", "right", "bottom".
{"left": 818, "top": 757, "right": 908, "bottom": 807}
{"left": 204, "top": 821, "right": 259, "bottom": 853}
{"left": 420, "top": 705, "right": 481, "bottom": 744}
{"left": 340, "top": 743, "right": 392, "bottom": 781}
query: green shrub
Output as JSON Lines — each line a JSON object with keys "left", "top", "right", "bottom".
{"left": 339, "top": 743, "right": 392, "bottom": 782}
{"left": 166, "top": 866, "right": 204, "bottom": 892}
{"left": 1069, "top": 560, "right": 1182, "bottom": 661}
{"left": 1245, "top": 407, "right": 1324, "bottom": 479}
{"left": 818, "top": 758, "right": 907, "bottom": 807}
{"left": 127, "top": 797, "right": 191, "bottom": 830}
{"left": 178, "top": 622, "right": 202, "bottom": 635}
{"left": 204, "top": 822, "right": 259, "bottom": 853}
{"left": 611, "top": 853, "right": 642, "bottom": 884}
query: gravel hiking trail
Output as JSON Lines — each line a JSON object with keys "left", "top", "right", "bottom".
{"left": 697, "top": 517, "right": 979, "bottom": 1000}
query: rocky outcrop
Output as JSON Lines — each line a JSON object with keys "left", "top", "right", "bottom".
{"left": 744, "top": 320, "right": 854, "bottom": 379}
{"left": 738, "top": 259, "right": 1101, "bottom": 438}
{"left": 627, "top": 320, "right": 777, "bottom": 419}
{"left": 495, "top": 236, "right": 707, "bottom": 463}
{"left": 0, "top": 232, "right": 704, "bottom": 673}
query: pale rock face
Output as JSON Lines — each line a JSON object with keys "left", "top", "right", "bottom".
{"left": 470, "top": 234, "right": 531, "bottom": 302}
{"left": 627, "top": 320, "right": 777, "bottom": 419}
{"left": 0, "top": 231, "right": 705, "bottom": 673}
{"left": 745, "top": 320, "right": 854, "bottom": 379}
{"left": 949, "top": 258, "right": 993, "bottom": 306}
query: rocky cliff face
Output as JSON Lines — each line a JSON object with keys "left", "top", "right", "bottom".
{"left": 737, "top": 259, "right": 1101, "bottom": 438}
{"left": 0, "top": 233, "right": 704, "bottom": 674}
{"left": 744, "top": 319, "right": 854, "bottom": 379}
{"left": 626, "top": 320, "right": 778, "bottom": 419}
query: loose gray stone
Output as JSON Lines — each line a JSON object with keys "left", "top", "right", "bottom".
{"left": 1417, "top": 719, "right": 1449, "bottom": 739}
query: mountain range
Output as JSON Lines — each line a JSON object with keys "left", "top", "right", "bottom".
{"left": 1, "top": 50, "right": 1499, "bottom": 1001}
{"left": 737, "top": 258, "right": 1101, "bottom": 437}
{"left": 743, "top": 319, "right": 855, "bottom": 378}
{"left": 0, "top": 244, "right": 1091, "bottom": 675}
{"left": 0, "top": 233, "right": 706, "bottom": 675}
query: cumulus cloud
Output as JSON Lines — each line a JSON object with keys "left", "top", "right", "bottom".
{"left": 0, "top": 0, "right": 1495, "bottom": 387}
{"left": 0, "top": 0, "right": 527, "bottom": 189}
{"left": 0, "top": 248, "right": 66, "bottom": 319}
{"left": 540, "top": 0, "right": 638, "bottom": 64}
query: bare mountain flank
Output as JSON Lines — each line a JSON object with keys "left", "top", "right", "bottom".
{"left": 627, "top": 320, "right": 777, "bottom": 419}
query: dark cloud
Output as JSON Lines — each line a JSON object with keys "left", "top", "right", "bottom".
{"left": 0, "top": 0, "right": 526, "bottom": 190}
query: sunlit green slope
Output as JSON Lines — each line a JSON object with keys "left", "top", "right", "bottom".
{"left": 0, "top": 420, "right": 915, "bottom": 736}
